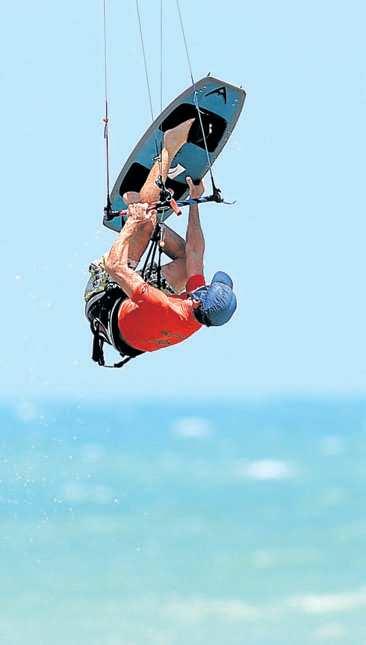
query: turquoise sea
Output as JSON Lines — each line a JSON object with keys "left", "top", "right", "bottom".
{"left": 0, "top": 398, "right": 365, "bottom": 645}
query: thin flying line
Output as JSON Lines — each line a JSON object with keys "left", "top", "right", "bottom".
{"left": 159, "top": 0, "right": 164, "bottom": 163}
{"left": 175, "top": 0, "right": 215, "bottom": 186}
{"left": 103, "top": 0, "right": 108, "bottom": 106}
{"left": 136, "top": 0, "right": 155, "bottom": 123}
{"left": 135, "top": 0, "right": 161, "bottom": 170}
{"left": 160, "top": 0, "right": 163, "bottom": 114}
{"left": 194, "top": 90, "right": 215, "bottom": 185}
{"left": 103, "top": 0, "right": 110, "bottom": 200}
{"left": 175, "top": 0, "right": 195, "bottom": 85}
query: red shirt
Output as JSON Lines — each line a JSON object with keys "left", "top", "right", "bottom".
{"left": 118, "top": 275, "right": 205, "bottom": 352}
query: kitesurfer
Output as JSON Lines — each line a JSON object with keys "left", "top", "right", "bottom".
{"left": 85, "top": 119, "right": 237, "bottom": 365}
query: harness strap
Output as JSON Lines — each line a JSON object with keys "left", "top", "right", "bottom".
{"left": 141, "top": 222, "right": 163, "bottom": 283}
{"left": 92, "top": 323, "right": 105, "bottom": 366}
{"left": 157, "top": 243, "right": 162, "bottom": 290}
{"left": 91, "top": 320, "right": 140, "bottom": 369}
{"left": 87, "top": 288, "right": 144, "bottom": 369}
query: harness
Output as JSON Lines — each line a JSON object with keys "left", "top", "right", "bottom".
{"left": 85, "top": 284, "right": 144, "bottom": 369}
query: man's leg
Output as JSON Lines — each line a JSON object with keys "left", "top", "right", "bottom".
{"left": 139, "top": 118, "right": 194, "bottom": 203}
{"left": 123, "top": 119, "right": 195, "bottom": 266}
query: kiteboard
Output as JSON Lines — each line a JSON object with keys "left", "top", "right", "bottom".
{"left": 103, "top": 75, "right": 246, "bottom": 233}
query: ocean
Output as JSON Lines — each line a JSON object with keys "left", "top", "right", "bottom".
{"left": 0, "top": 398, "right": 365, "bottom": 645}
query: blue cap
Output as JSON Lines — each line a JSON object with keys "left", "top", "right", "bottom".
{"left": 191, "top": 271, "right": 237, "bottom": 326}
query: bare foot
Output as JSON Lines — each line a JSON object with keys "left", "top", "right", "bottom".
{"left": 164, "top": 118, "right": 195, "bottom": 156}
{"left": 123, "top": 191, "right": 141, "bottom": 205}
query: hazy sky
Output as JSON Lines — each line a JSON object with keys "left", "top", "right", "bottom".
{"left": 1, "top": 0, "right": 365, "bottom": 400}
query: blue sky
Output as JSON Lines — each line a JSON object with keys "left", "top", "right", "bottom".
{"left": 1, "top": 0, "right": 365, "bottom": 400}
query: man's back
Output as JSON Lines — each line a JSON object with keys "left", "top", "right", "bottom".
{"left": 118, "top": 275, "right": 204, "bottom": 352}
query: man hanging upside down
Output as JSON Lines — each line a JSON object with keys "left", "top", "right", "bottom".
{"left": 84, "top": 118, "right": 237, "bottom": 367}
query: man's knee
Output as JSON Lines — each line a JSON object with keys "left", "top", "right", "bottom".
{"left": 162, "top": 258, "right": 187, "bottom": 294}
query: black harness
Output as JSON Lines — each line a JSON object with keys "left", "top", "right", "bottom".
{"left": 85, "top": 285, "right": 144, "bottom": 369}
{"left": 86, "top": 218, "right": 167, "bottom": 369}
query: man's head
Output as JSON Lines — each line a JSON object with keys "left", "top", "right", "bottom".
{"left": 191, "top": 271, "right": 237, "bottom": 327}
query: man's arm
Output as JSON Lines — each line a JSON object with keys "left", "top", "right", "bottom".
{"left": 104, "top": 203, "right": 153, "bottom": 297}
{"left": 185, "top": 177, "right": 205, "bottom": 278}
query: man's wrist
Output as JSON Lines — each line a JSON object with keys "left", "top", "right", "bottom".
{"left": 124, "top": 218, "right": 136, "bottom": 230}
